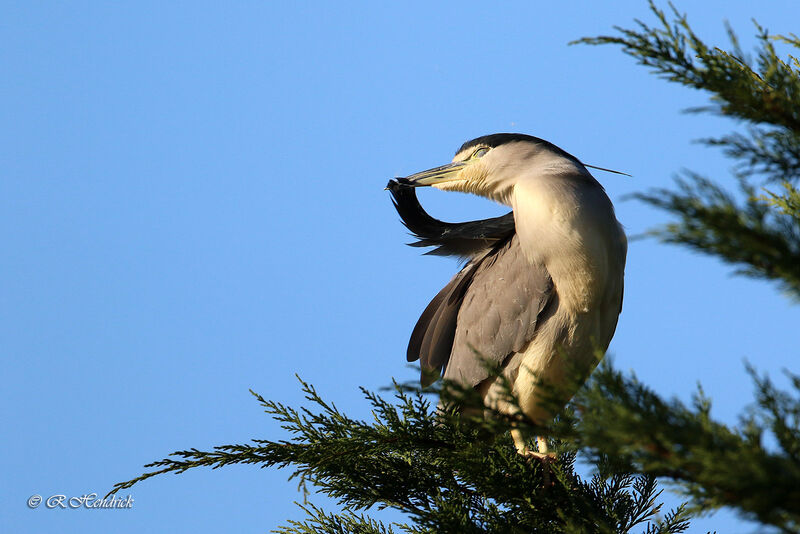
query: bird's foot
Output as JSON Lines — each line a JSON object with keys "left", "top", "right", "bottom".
{"left": 521, "top": 450, "right": 557, "bottom": 487}
{"left": 523, "top": 450, "right": 557, "bottom": 462}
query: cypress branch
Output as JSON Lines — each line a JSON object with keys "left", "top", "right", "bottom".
{"left": 576, "top": 1, "right": 800, "bottom": 297}
{"left": 112, "top": 375, "right": 691, "bottom": 533}
{"left": 629, "top": 173, "right": 800, "bottom": 297}
{"left": 558, "top": 361, "right": 800, "bottom": 532}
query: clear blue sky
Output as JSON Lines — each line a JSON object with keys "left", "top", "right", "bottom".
{"left": 3, "top": 2, "right": 798, "bottom": 532}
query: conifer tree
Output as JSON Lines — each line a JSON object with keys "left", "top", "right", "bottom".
{"left": 113, "top": 3, "right": 800, "bottom": 532}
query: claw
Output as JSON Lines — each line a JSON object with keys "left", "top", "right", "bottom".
{"left": 519, "top": 436, "right": 557, "bottom": 487}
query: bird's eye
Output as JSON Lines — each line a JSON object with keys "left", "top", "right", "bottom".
{"left": 472, "top": 147, "right": 489, "bottom": 159}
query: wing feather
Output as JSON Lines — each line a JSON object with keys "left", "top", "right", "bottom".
{"left": 387, "top": 179, "right": 515, "bottom": 259}
{"left": 408, "top": 265, "right": 474, "bottom": 386}
{"left": 444, "top": 236, "right": 553, "bottom": 387}
{"left": 406, "top": 233, "right": 553, "bottom": 388}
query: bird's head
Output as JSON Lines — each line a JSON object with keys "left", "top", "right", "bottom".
{"left": 395, "top": 133, "right": 591, "bottom": 205}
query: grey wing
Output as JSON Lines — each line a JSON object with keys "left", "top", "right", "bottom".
{"left": 443, "top": 235, "right": 554, "bottom": 387}
{"left": 407, "top": 264, "right": 475, "bottom": 386}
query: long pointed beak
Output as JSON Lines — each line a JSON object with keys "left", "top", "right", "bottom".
{"left": 396, "top": 161, "right": 467, "bottom": 187}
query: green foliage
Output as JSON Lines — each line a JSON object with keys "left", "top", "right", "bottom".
{"left": 574, "top": 1, "right": 800, "bottom": 147}
{"left": 762, "top": 181, "right": 800, "bottom": 217}
{"left": 631, "top": 174, "right": 800, "bottom": 297}
{"left": 569, "top": 5, "right": 800, "bottom": 532}
{"left": 576, "top": 1, "right": 800, "bottom": 298}
{"left": 555, "top": 361, "right": 800, "bottom": 532}
{"left": 112, "top": 377, "right": 690, "bottom": 534}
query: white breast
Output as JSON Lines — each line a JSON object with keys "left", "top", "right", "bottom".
{"left": 503, "top": 176, "right": 626, "bottom": 422}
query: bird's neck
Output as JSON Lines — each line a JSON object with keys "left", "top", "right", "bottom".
{"left": 511, "top": 178, "right": 611, "bottom": 313}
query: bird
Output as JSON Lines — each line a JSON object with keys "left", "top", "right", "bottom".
{"left": 387, "top": 133, "right": 627, "bottom": 457}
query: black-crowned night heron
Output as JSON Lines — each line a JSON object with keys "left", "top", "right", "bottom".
{"left": 387, "top": 133, "right": 627, "bottom": 456}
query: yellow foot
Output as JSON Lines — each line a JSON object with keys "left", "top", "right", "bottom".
{"left": 523, "top": 450, "right": 557, "bottom": 462}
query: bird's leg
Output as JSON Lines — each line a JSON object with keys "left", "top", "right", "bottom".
{"left": 537, "top": 436, "right": 552, "bottom": 456}
{"left": 511, "top": 429, "right": 528, "bottom": 453}
{"left": 513, "top": 430, "right": 556, "bottom": 460}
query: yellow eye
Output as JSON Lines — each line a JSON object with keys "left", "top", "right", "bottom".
{"left": 472, "top": 147, "right": 489, "bottom": 159}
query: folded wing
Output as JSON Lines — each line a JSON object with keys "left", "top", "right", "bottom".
{"left": 389, "top": 181, "right": 553, "bottom": 387}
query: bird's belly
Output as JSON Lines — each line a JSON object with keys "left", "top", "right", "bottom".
{"left": 512, "top": 301, "right": 613, "bottom": 424}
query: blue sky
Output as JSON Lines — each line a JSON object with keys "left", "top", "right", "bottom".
{"left": 3, "top": 2, "right": 798, "bottom": 532}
